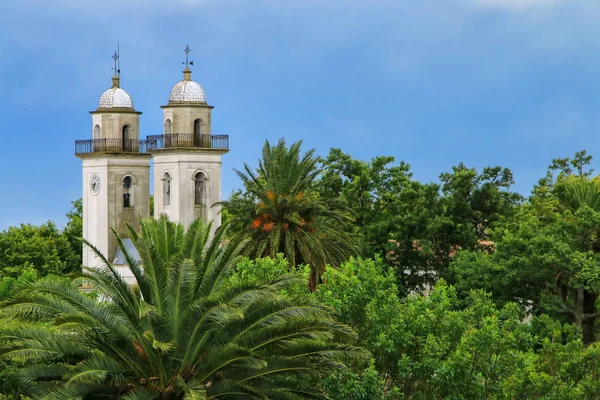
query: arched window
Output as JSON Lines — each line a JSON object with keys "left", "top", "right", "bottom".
{"left": 93, "top": 124, "right": 101, "bottom": 140}
{"left": 193, "top": 119, "right": 202, "bottom": 147}
{"left": 123, "top": 176, "right": 133, "bottom": 208}
{"left": 162, "top": 172, "right": 171, "bottom": 206}
{"left": 194, "top": 172, "right": 207, "bottom": 206}
{"left": 122, "top": 125, "right": 131, "bottom": 151}
{"left": 164, "top": 119, "right": 172, "bottom": 136}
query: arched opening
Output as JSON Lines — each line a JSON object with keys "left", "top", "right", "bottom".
{"left": 193, "top": 119, "right": 202, "bottom": 147}
{"left": 194, "top": 172, "right": 207, "bottom": 207}
{"left": 162, "top": 172, "right": 171, "bottom": 206}
{"left": 123, "top": 176, "right": 133, "bottom": 208}
{"left": 93, "top": 124, "right": 101, "bottom": 140}
{"left": 164, "top": 119, "right": 172, "bottom": 136}
{"left": 122, "top": 125, "right": 131, "bottom": 151}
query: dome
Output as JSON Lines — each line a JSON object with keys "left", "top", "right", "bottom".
{"left": 169, "top": 80, "right": 206, "bottom": 103}
{"left": 98, "top": 87, "right": 133, "bottom": 109}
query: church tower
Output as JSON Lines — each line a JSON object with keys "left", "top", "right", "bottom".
{"left": 75, "top": 52, "right": 151, "bottom": 276}
{"left": 149, "top": 45, "right": 229, "bottom": 229}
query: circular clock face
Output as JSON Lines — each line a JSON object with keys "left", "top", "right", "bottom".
{"left": 90, "top": 174, "right": 101, "bottom": 195}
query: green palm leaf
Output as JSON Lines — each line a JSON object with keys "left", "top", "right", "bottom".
{"left": 0, "top": 216, "right": 359, "bottom": 399}
{"left": 222, "top": 138, "right": 360, "bottom": 290}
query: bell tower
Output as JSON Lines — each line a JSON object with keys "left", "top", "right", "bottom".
{"left": 75, "top": 51, "right": 151, "bottom": 276}
{"left": 149, "top": 45, "right": 229, "bottom": 229}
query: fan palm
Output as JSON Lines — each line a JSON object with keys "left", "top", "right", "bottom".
{"left": 556, "top": 178, "right": 600, "bottom": 212}
{"left": 0, "top": 216, "right": 360, "bottom": 399}
{"left": 224, "top": 139, "right": 359, "bottom": 290}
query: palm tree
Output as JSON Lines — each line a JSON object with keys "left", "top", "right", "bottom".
{"left": 0, "top": 216, "right": 360, "bottom": 399}
{"left": 224, "top": 139, "right": 359, "bottom": 291}
{"left": 553, "top": 177, "right": 600, "bottom": 343}
{"left": 556, "top": 178, "right": 600, "bottom": 213}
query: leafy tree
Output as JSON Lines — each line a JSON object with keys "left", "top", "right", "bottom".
{"left": 317, "top": 260, "right": 538, "bottom": 399}
{"left": 61, "top": 198, "right": 83, "bottom": 273}
{"left": 451, "top": 153, "right": 600, "bottom": 343}
{"left": 227, "top": 254, "right": 312, "bottom": 299}
{"left": 318, "top": 149, "right": 446, "bottom": 290}
{"left": 0, "top": 216, "right": 360, "bottom": 399}
{"left": 321, "top": 361, "right": 399, "bottom": 400}
{"left": 0, "top": 199, "right": 82, "bottom": 280}
{"left": 228, "top": 256, "right": 600, "bottom": 399}
{"left": 0, "top": 269, "right": 39, "bottom": 400}
{"left": 452, "top": 205, "right": 600, "bottom": 343}
{"left": 502, "top": 315, "right": 600, "bottom": 399}
{"left": 0, "top": 221, "right": 76, "bottom": 278}
{"left": 548, "top": 150, "right": 594, "bottom": 178}
{"left": 0, "top": 268, "right": 38, "bottom": 300}
{"left": 317, "top": 149, "right": 520, "bottom": 292}
{"left": 223, "top": 138, "right": 359, "bottom": 290}
{"left": 438, "top": 163, "right": 522, "bottom": 246}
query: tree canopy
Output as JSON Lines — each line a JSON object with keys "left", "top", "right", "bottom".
{"left": 4, "top": 146, "right": 600, "bottom": 399}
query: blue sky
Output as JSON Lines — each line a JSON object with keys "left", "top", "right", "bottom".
{"left": 0, "top": 0, "right": 598, "bottom": 230}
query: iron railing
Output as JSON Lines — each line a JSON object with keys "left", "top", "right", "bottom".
{"left": 75, "top": 139, "right": 149, "bottom": 154}
{"left": 146, "top": 134, "right": 229, "bottom": 150}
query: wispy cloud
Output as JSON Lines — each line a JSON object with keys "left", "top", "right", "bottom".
{"left": 474, "top": 0, "right": 567, "bottom": 10}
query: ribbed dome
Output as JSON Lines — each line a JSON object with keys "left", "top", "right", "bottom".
{"left": 98, "top": 87, "right": 134, "bottom": 109}
{"left": 169, "top": 80, "right": 206, "bottom": 103}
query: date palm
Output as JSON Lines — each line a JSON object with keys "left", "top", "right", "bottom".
{"left": 224, "top": 139, "right": 359, "bottom": 290}
{"left": 0, "top": 216, "right": 359, "bottom": 399}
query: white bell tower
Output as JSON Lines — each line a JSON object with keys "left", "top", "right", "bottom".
{"left": 150, "top": 45, "right": 229, "bottom": 230}
{"left": 76, "top": 51, "right": 151, "bottom": 275}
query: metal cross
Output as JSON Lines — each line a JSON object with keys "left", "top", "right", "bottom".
{"left": 112, "top": 49, "right": 120, "bottom": 76}
{"left": 183, "top": 44, "right": 193, "bottom": 68}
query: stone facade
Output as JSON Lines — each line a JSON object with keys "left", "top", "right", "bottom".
{"left": 76, "top": 66, "right": 227, "bottom": 272}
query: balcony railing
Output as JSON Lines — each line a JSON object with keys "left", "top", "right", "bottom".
{"left": 146, "top": 134, "right": 229, "bottom": 150}
{"left": 75, "top": 139, "right": 150, "bottom": 155}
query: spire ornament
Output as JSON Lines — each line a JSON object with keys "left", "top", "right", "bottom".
{"left": 111, "top": 43, "right": 121, "bottom": 88}
{"left": 112, "top": 51, "right": 119, "bottom": 74}
{"left": 182, "top": 44, "right": 194, "bottom": 81}
{"left": 183, "top": 44, "right": 194, "bottom": 69}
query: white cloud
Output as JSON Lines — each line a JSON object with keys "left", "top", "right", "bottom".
{"left": 474, "top": 0, "right": 566, "bottom": 10}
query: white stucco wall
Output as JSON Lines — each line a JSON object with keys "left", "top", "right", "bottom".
{"left": 152, "top": 151, "right": 224, "bottom": 230}
{"left": 81, "top": 156, "right": 151, "bottom": 270}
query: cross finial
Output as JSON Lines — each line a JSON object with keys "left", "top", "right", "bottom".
{"left": 112, "top": 44, "right": 121, "bottom": 76}
{"left": 183, "top": 44, "right": 193, "bottom": 68}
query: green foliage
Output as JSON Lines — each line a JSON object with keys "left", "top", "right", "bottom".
{"left": 317, "top": 149, "right": 441, "bottom": 273}
{"left": 0, "top": 216, "right": 361, "bottom": 399}
{"left": 223, "top": 138, "right": 360, "bottom": 289}
{"left": 5, "top": 145, "right": 600, "bottom": 398}
{"left": 321, "top": 361, "right": 400, "bottom": 400}
{"left": 317, "top": 258, "right": 404, "bottom": 361}
{"left": 228, "top": 255, "right": 311, "bottom": 298}
{"left": 316, "top": 258, "right": 600, "bottom": 399}
{"left": 451, "top": 169, "right": 600, "bottom": 343}
{"left": 317, "top": 149, "right": 521, "bottom": 292}
{"left": 61, "top": 198, "right": 83, "bottom": 273}
{"left": 0, "top": 222, "right": 73, "bottom": 278}
{"left": 438, "top": 163, "right": 522, "bottom": 245}
{"left": 0, "top": 268, "right": 38, "bottom": 300}
{"left": 549, "top": 149, "right": 594, "bottom": 178}
{"left": 0, "top": 199, "right": 82, "bottom": 281}
{"left": 319, "top": 264, "right": 533, "bottom": 398}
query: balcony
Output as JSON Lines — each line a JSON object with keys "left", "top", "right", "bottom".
{"left": 146, "top": 134, "right": 229, "bottom": 150}
{"left": 75, "top": 139, "right": 150, "bottom": 155}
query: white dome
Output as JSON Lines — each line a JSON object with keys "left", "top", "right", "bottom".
{"left": 98, "top": 87, "right": 133, "bottom": 109}
{"left": 169, "top": 80, "right": 206, "bottom": 103}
